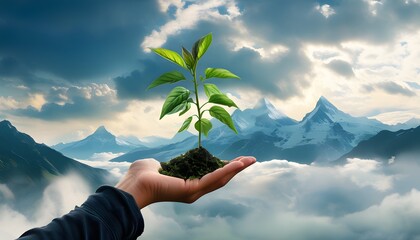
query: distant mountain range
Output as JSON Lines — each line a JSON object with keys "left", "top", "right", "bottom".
{"left": 52, "top": 126, "right": 146, "bottom": 160}
{"left": 335, "top": 125, "right": 420, "bottom": 164}
{"left": 52, "top": 126, "right": 196, "bottom": 160}
{"left": 0, "top": 120, "right": 110, "bottom": 206}
{"left": 111, "top": 97, "right": 419, "bottom": 164}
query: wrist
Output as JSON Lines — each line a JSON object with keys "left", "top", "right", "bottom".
{"left": 115, "top": 176, "right": 149, "bottom": 209}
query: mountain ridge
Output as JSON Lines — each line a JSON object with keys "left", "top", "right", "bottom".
{"left": 335, "top": 125, "right": 420, "bottom": 164}
{"left": 112, "top": 96, "right": 411, "bottom": 163}
{"left": 0, "top": 120, "right": 110, "bottom": 207}
{"left": 52, "top": 126, "right": 145, "bottom": 160}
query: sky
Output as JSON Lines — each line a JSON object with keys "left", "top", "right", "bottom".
{"left": 1, "top": 0, "right": 420, "bottom": 145}
{"left": 4, "top": 158, "right": 420, "bottom": 239}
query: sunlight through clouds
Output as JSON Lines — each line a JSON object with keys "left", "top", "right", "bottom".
{"left": 141, "top": 0, "right": 241, "bottom": 51}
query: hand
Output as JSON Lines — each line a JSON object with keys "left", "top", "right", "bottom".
{"left": 115, "top": 156, "right": 256, "bottom": 208}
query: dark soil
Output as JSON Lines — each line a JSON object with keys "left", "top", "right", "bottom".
{"left": 159, "top": 147, "right": 226, "bottom": 180}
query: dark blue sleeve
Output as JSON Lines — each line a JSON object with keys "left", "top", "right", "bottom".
{"left": 18, "top": 186, "right": 144, "bottom": 240}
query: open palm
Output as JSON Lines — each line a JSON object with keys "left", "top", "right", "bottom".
{"left": 116, "top": 156, "right": 256, "bottom": 208}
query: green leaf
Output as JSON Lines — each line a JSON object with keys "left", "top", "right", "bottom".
{"left": 147, "top": 71, "right": 186, "bottom": 89}
{"left": 203, "top": 83, "right": 222, "bottom": 98}
{"left": 208, "top": 94, "right": 238, "bottom": 108}
{"left": 209, "top": 106, "right": 238, "bottom": 134}
{"left": 194, "top": 118, "right": 212, "bottom": 137}
{"left": 178, "top": 116, "right": 193, "bottom": 132}
{"left": 179, "top": 101, "right": 191, "bottom": 116}
{"left": 151, "top": 48, "right": 187, "bottom": 69}
{"left": 167, "top": 100, "right": 187, "bottom": 115}
{"left": 182, "top": 47, "right": 195, "bottom": 70}
{"left": 205, "top": 68, "right": 240, "bottom": 80}
{"left": 192, "top": 33, "right": 212, "bottom": 60}
{"left": 160, "top": 87, "right": 190, "bottom": 119}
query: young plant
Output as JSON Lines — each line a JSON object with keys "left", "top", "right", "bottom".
{"left": 148, "top": 33, "right": 239, "bottom": 148}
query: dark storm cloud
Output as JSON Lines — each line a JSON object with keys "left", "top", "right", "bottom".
{"left": 326, "top": 59, "right": 354, "bottom": 78}
{"left": 238, "top": 0, "right": 420, "bottom": 45}
{"left": 0, "top": 0, "right": 163, "bottom": 83}
{"left": 0, "top": 57, "right": 56, "bottom": 88}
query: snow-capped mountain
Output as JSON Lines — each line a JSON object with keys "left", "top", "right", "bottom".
{"left": 268, "top": 97, "right": 390, "bottom": 162}
{"left": 53, "top": 126, "right": 146, "bottom": 160}
{"left": 232, "top": 98, "right": 297, "bottom": 133}
{"left": 111, "top": 96, "right": 414, "bottom": 164}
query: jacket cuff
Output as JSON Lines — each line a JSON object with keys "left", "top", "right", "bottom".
{"left": 83, "top": 186, "right": 145, "bottom": 240}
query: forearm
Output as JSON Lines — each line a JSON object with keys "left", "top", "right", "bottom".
{"left": 18, "top": 186, "right": 144, "bottom": 240}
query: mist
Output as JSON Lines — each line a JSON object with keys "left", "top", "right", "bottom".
{"left": 0, "top": 174, "right": 91, "bottom": 239}
{"left": 2, "top": 157, "right": 420, "bottom": 239}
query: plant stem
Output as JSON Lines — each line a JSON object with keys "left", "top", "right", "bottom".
{"left": 192, "top": 66, "right": 202, "bottom": 148}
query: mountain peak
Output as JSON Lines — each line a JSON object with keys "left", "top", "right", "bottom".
{"left": 316, "top": 96, "right": 337, "bottom": 109}
{"left": 254, "top": 98, "right": 287, "bottom": 120}
{"left": 0, "top": 120, "right": 18, "bottom": 135}
{"left": 314, "top": 96, "right": 340, "bottom": 115}
{"left": 93, "top": 126, "right": 111, "bottom": 135}
{"left": 0, "top": 120, "right": 13, "bottom": 129}
{"left": 302, "top": 97, "right": 343, "bottom": 124}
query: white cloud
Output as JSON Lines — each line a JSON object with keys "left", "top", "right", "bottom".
{"left": 4, "top": 158, "right": 420, "bottom": 239}
{"left": 316, "top": 4, "right": 336, "bottom": 18}
{"left": 138, "top": 158, "right": 420, "bottom": 239}
{"left": 231, "top": 37, "right": 289, "bottom": 60}
{"left": 0, "top": 174, "right": 91, "bottom": 239}
{"left": 141, "top": 0, "right": 240, "bottom": 51}
{"left": 297, "top": 31, "right": 420, "bottom": 121}
{"left": 0, "top": 96, "right": 21, "bottom": 110}
{"left": 369, "top": 110, "right": 420, "bottom": 124}
{"left": 339, "top": 158, "right": 394, "bottom": 191}
{"left": 0, "top": 184, "right": 14, "bottom": 200}
{"left": 87, "top": 152, "right": 125, "bottom": 162}
{"left": 157, "top": 0, "right": 184, "bottom": 12}
{"left": 77, "top": 159, "right": 132, "bottom": 178}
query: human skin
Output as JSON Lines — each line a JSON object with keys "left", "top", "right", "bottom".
{"left": 115, "top": 156, "right": 256, "bottom": 208}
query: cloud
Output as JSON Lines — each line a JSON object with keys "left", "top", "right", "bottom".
{"left": 0, "top": 96, "right": 20, "bottom": 110}
{"left": 141, "top": 0, "right": 240, "bottom": 51}
{"left": 76, "top": 159, "right": 132, "bottom": 179}
{"left": 121, "top": 0, "right": 420, "bottom": 103}
{"left": 239, "top": 0, "right": 420, "bottom": 45}
{"left": 316, "top": 4, "right": 336, "bottom": 18}
{"left": 326, "top": 59, "right": 355, "bottom": 78}
{"left": 12, "top": 83, "right": 126, "bottom": 120}
{"left": 0, "top": 184, "right": 14, "bottom": 200}
{"left": 4, "top": 158, "right": 420, "bottom": 239}
{"left": 406, "top": 81, "right": 420, "bottom": 90}
{"left": 376, "top": 81, "right": 416, "bottom": 96}
{"left": 87, "top": 152, "right": 125, "bottom": 162}
{"left": 0, "top": 0, "right": 163, "bottom": 82}
{"left": 0, "top": 174, "right": 91, "bottom": 239}
{"left": 138, "top": 158, "right": 420, "bottom": 240}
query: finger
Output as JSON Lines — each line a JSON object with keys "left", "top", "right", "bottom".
{"left": 131, "top": 159, "right": 161, "bottom": 172}
{"left": 198, "top": 156, "right": 256, "bottom": 194}
{"left": 229, "top": 156, "right": 245, "bottom": 162}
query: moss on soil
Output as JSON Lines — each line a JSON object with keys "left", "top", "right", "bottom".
{"left": 159, "top": 147, "right": 226, "bottom": 180}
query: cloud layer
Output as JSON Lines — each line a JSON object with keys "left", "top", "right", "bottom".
{"left": 4, "top": 157, "right": 420, "bottom": 239}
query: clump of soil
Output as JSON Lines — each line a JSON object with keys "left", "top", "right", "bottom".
{"left": 159, "top": 147, "right": 226, "bottom": 180}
